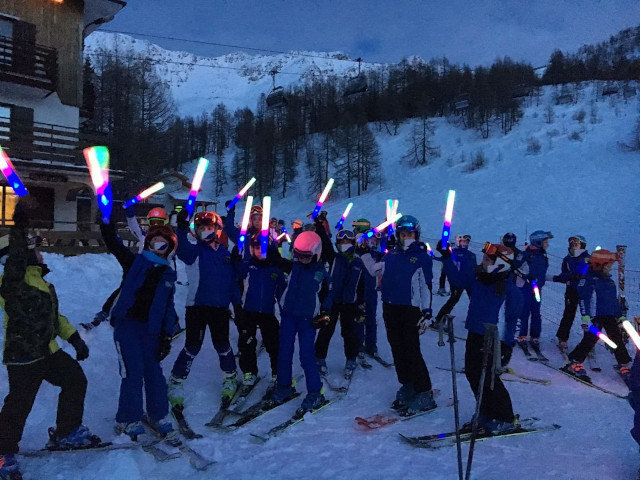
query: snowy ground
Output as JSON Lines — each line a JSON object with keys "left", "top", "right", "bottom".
{"left": 0, "top": 248, "right": 638, "bottom": 480}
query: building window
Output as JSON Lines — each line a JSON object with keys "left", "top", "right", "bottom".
{"left": 0, "top": 186, "right": 18, "bottom": 226}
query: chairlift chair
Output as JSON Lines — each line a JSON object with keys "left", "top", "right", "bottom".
{"left": 266, "top": 69, "right": 288, "bottom": 109}
{"left": 344, "top": 57, "right": 367, "bottom": 98}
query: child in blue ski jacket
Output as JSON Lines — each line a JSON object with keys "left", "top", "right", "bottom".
{"left": 441, "top": 242, "right": 520, "bottom": 431}
{"left": 563, "top": 249, "right": 631, "bottom": 381}
{"left": 100, "top": 216, "right": 180, "bottom": 440}
{"left": 268, "top": 229, "right": 333, "bottom": 416}
{"left": 360, "top": 215, "right": 436, "bottom": 416}
{"left": 236, "top": 233, "right": 288, "bottom": 394}
{"left": 628, "top": 351, "right": 640, "bottom": 448}
{"left": 168, "top": 210, "right": 243, "bottom": 413}
{"left": 517, "top": 230, "right": 552, "bottom": 347}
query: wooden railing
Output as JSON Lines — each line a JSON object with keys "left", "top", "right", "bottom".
{"left": 0, "top": 117, "right": 106, "bottom": 166}
{"left": 0, "top": 36, "right": 57, "bottom": 92}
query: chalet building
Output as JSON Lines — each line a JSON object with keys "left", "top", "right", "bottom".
{"left": 0, "top": 0, "right": 125, "bottom": 231}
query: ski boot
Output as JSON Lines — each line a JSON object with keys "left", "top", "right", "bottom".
{"left": 115, "top": 421, "right": 145, "bottom": 441}
{"left": 296, "top": 391, "right": 327, "bottom": 417}
{"left": 264, "top": 383, "right": 297, "bottom": 409}
{"left": 47, "top": 425, "right": 101, "bottom": 450}
{"left": 557, "top": 340, "right": 568, "bottom": 352}
{"left": 0, "top": 454, "right": 21, "bottom": 480}
{"left": 344, "top": 358, "right": 357, "bottom": 379}
{"left": 561, "top": 360, "right": 591, "bottom": 381}
{"left": 237, "top": 372, "right": 259, "bottom": 397}
{"left": 516, "top": 336, "right": 528, "bottom": 347}
{"left": 80, "top": 310, "right": 109, "bottom": 331}
{"left": 167, "top": 375, "right": 185, "bottom": 408}
{"left": 262, "top": 374, "right": 278, "bottom": 400}
{"left": 391, "top": 384, "right": 416, "bottom": 411}
{"left": 436, "top": 287, "right": 448, "bottom": 296}
{"left": 482, "top": 414, "right": 520, "bottom": 435}
{"left": 400, "top": 390, "right": 437, "bottom": 417}
{"left": 221, "top": 371, "right": 239, "bottom": 408}
{"left": 146, "top": 414, "right": 179, "bottom": 442}
{"left": 316, "top": 358, "right": 328, "bottom": 376}
{"left": 614, "top": 364, "right": 631, "bottom": 385}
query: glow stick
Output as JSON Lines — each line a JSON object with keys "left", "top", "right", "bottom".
{"left": 335, "top": 202, "right": 353, "bottom": 230}
{"left": 261, "top": 197, "right": 271, "bottom": 258}
{"left": 83, "top": 146, "right": 109, "bottom": 194}
{"left": 531, "top": 279, "right": 541, "bottom": 302}
{"left": 441, "top": 190, "right": 456, "bottom": 246}
{"left": 388, "top": 199, "right": 398, "bottom": 237}
{"left": 426, "top": 242, "right": 435, "bottom": 258}
{"left": 588, "top": 325, "right": 617, "bottom": 349}
{"left": 623, "top": 321, "right": 640, "bottom": 350}
{"left": 185, "top": 157, "right": 209, "bottom": 216}
{"left": 311, "top": 178, "right": 334, "bottom": 219}
{"left": 123, "top": 182, "right": 165, "bottom": 208}
{"left": 227, "top": 177, "right": 256, "bottom": 211}
{"left": 0, "top": 146, "right": 28, "bottom": 196}
{"left": 237, "top": 196, "right": 253, "bottom": 253}
{"left": 277, "top": 232, "right": 292, "bottom": 242}
{"left": 364, "top": 213, "right": 402, "bottom": 239}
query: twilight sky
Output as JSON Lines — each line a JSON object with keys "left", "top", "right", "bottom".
{"left": 104, "top": 0, "right": 640, "bottom": 67}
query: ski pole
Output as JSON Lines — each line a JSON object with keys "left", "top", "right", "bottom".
{"left": 443, "top": 314, "right": 464, "bottom": 480}
{"left": 465, "top": 324, "right": 497, "bottom": 480}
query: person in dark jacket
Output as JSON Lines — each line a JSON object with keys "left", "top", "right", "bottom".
{"left": 442, "top": 241, "right": 520, "bottom": 433}
{"left": 562, "top": 249, "right": 631, "bottom": 381}
{"left": 628, "top": 351, "right": 640, "bottom": 452}
{"left": 552, "top": 235, "right": 590, "bottom": 351}
{"left": 100, "top": 212, "right": 180, "bottom": 440}
{"left": 360, "top": 215, "right": 436, "bottom": 416}
{"left": 224, "top": 203, "right": 263, "bottom": 258}
{"left": 236, "top": 233, "right": 287, "bottom": 396}
{"left": 0, "top": 202, "right": 98, "bottom": 480}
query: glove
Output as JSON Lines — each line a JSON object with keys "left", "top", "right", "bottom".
{"left": 312, "top": 311, "right": 330, "bottom": 329}
{"left": 176, "top": 209, "right": 190, "bottom": 230}
{"left": 417, "top": 310, "right": 431, "bottom": 335}
{"left": 68, "top": 332, "right": 89, "bottom": 361}
{"left": 356, "top": 304, "right": 366, "bottom": 324}
{"left": 125, "top": 205, "right": 136, "bottom": 218}
{"left": 581, "top": 315, "right": 591, "bottom": 332}
{"left": 225, "top": 199, "right": 235, "bottom": 213}
{"left": 157, "top": 335, "right": 172, "bottom": 361}
{"left": 436, "top": 240, "right": 451, "bottom": 258}
{"left": 422, "top": 308, "right": 433, "bottom": 320}
{"left": 500, "top": 342, "right": 513, "bottom": 367}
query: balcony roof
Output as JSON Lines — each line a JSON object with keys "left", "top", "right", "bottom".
{"left": 83, "top": 0, "right": 127, "bottom": 37}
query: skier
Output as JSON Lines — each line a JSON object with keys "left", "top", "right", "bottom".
{"left": 552, "top": 235, "right": 590, "bottom": 351}
{"left": 314, "top": 228, "right": 363, "bottom": 379}
{"left": 433, "top": 234, "right": 477, "bottom": 324}
{"left": 0, "top": 202, "right": 99, "bottom": 480}
{"left": 360, "top": 215, "right": 437, "bottom": 416}
{"left": 516, "top": 230, "right": 552, "bottom": 350}
{"left": 562, "top": 249, "right": 632, "bottom": 381}
{"left": 352, "top": 219, "right": 383, "bottom": 357}
{"left": 266, "top": 230, "right": 333, "bottom": 416}
{"left": 100, "top": 209, "right": 180, "bottom": 440}
{"left": 236, "top": 233, "right": 288, "bottom": 398}
{"left": 628, "top": 351, "right": 640, "bottom": 450}
{"left": 168, "top": 210, "right": 243, "bottom": 415}
{"left": 440, "top": 241, "right": 520, "bottom": 432}
{"left": 224, "top": 203, "right": 263, "bottom": 258}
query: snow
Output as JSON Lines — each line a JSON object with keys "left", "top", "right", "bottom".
{"left": 2, "top": 38, "right": 640, "bottom": 480}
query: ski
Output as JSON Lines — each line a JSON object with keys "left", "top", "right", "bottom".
{"left": 357, "top": 353, "right": 373, "bottom": 369}
{"left": 228, "top": 376, "right": 262, "bottom": 413}
{"left": 529, "top": 342, "right": 549, "bottom": 362}
{"left": 517, "top": 341, "right": 535, "bottom": 360}
{"left": 587, "top": 350, "right": 601, "bottom": 372}
{"left": 435, "top": 366, "right": 544, "bottom": 385}
{"left": 171, "top": 404, "right": 203, "bottom": 440}
{"left": 321, "top": 369, "right": 355, "bottom": 394}
{"left": 399, "top": 417, "right": 561, "bottom": 449}
{"left": 366, "top": 351, "right": 394, "bottom": 368}
{"left": 204, "top": 384, "right": 244, "bottom": 427}
{"left": 537, "top": 361, "right": 628, "bottom": 399}
{"left": 216, "top": 392, "right": 303, "bottom": 431}
{"left": 19, "top": 440, "right": 147, "bottom": 458}
{"left": 250, "top": 395, "right": 342, "bottom": 443}
{"left": 501, "top": 367, "right": 551, "bottom": 386}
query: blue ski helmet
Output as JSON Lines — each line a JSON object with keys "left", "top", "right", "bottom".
{"left": 529, "top": 230, "right": 553, "bottom": 248}
{"left": 395, "top": 215, "right": 421, "bottom": 241}
{"left": 501, "top": 232, "right": 517, "bottom": 249}
{"left": 575, "top": 235, "right": 587, "bottom": 249}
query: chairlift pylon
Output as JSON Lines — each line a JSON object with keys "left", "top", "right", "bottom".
{"left": 266, "top": 69, "right": 288, "bottom": 109}
{"left": 344, "top": 57, "right": 367, "bottom": 98}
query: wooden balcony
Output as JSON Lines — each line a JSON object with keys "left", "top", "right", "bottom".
{"left": 0, "top": 117, "right": 106, "bottom": 166}
{"left": 0, "top": 36, "right": 58, "bottom": 93}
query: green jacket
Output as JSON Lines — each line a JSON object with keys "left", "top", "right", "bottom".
{"left": 0, "top": 226, "right": 76, "bottom": 365}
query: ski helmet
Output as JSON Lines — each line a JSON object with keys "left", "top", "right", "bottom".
{"left": 250, "top": 205, "right": 263, "bottom": 218}
{"left": 455, "top": 234, "right": 471, "bottom": 248}
{"left": 293, "top": 231, "right": 322, "bottom": 263}
{"left": 395, "top": 215, "right": 421, "bottom": 241}
{"left": 194, "top": 211, "right": 222, "bottom": 229}
{"left": 292, "top": 219, "right": 303, "bottom": 230}
{"left": 589, "top": 249, "right": 618, "bottom": 271}
{"left": 568, "top": 235, "right": 587, "bottom": 249}
{"left": 529, "top": 230, "right": 553, "bottom": 248}
{"left": 501, "top": 232, "right": 517, "bottom": 249}
{"left": 147, "top": 207, "right": 169, "bottom": 226}
{"left": 483, "top": 244, "right": 513, "bottom": 273}
{"left": 248, "top": 232, "right": 264, "bottom": 260}
{"left": 144, "top": 225, "right": 177, "bottom": 257}
{"left": 352, "top": 218, "right": 371, "bottom": 235}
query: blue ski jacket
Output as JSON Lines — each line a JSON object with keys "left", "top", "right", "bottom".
{"left": 279, "top": 260, "right": 332, "bottom": 319}
{"left": 553, "top": 249, "right": 590, "bottom": 288}
{"left": 240, "top": 255, "right": 287, "bottom": 314}
{"left": 328, "top": 249, "right": 363, "bottom": 305}
{"left": 176, "top": 227, "right": 242, "bottom": 307}
{"left": 521, "top": 246, "right": 549, "bottom": 287}
{"left": 578, "top": 270, "right": 621, "bottom": 318}
{"left": 450, "top": 247, "right": 477, "bottom": 286}
{"left": 223, "top": 207, "right": 260, "bottom": 259}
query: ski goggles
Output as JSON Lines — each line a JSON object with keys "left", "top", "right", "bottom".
{"left": 148, "top": 218, "right": 169, "bottom": 226}
{"left": 336, "top": 229, "right": 355, "bottom": 241}
{"left": 149, "top": 241, "right": 169, "bottom": 252}
{"left": 461, "top": 234, "right": 471, "bottom": 241}
{"left": 293, "top": 248, "right": 314, "bottom": 261}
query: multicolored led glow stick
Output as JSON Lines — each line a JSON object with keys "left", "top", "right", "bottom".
{"left": 441, "top": 190, "right": 456, "bottom": 246}
{"left": 123, "top": 182, "right": 165, "bottom": 208}
{"left": 426, "top": 242, "right": 435, "bottom": 258}
{"left": 0, "top": 146, "right": 28, "bottom": 196}
{"left": 532, "top": 279, "right": 541, "bottom": 303}
{"left": 261, "top": 196, "right": 271, "bottom": 258}
{"left": 227, "top": 177, "right": 256, "bottom": 211}
{"left": 185, "top": 157, "right": 209, "bottom": 216}
{"left": 277, "top": 232, "right": 292, "bottom": 242}
{"left": 83, "top": 146, "right": 110, "bottom": 194}
{"left": 335, "top": 202, "right": 353, "bottom": 230}
{"left": 311, "top": 178, "right": 334, "bottom": 219}
{"left": 587, "top": 325, "right": 617, "bottom": 349}
{"left": 623, "top": 320, "right": 640, "bottom": 350}
{"left": 237, "top": 196, "right": 253, "bottom": 253}
{"left": 387, "top": 199, "right": 398, "bottom": 237}
{"left": 364, "top": 213, "right": 402, "bottom": 239}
